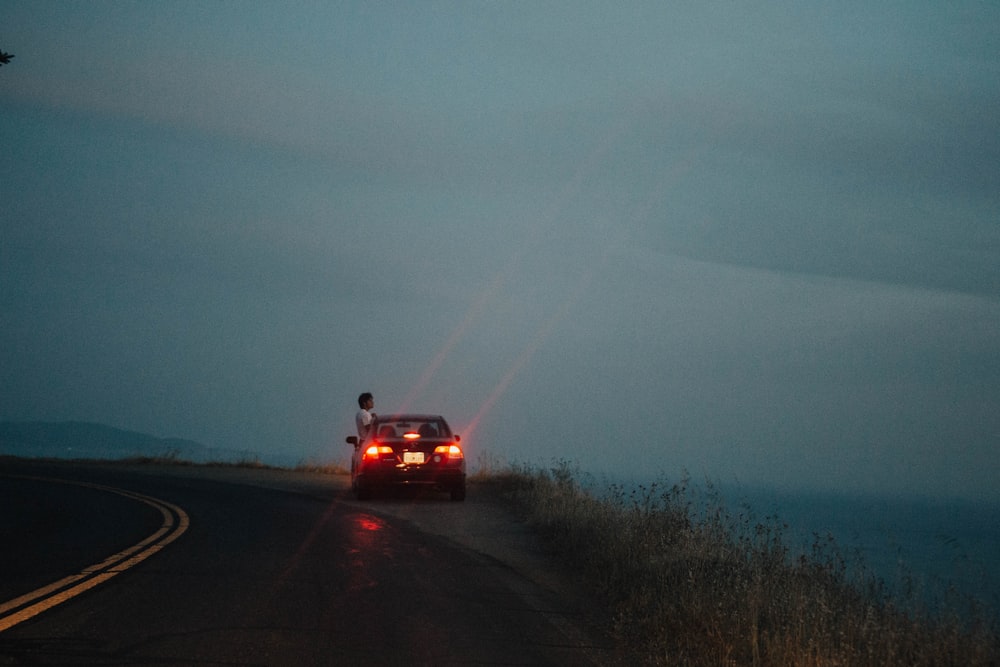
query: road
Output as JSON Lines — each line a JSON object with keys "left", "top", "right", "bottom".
{"left": 0, "top": 459, "right": 617, "bottom": 666}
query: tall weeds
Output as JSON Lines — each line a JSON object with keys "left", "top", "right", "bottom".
{"left": 492, "top": 463, "right": 998, "bottom": 666}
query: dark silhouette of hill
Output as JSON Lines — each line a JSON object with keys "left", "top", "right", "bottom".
{"left": 0, "top": 421, "right": 250, "bottom": 463}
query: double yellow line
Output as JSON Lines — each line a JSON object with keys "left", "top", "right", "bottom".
{"left": 0, "top": 477, "right": 190, "bottom": 633}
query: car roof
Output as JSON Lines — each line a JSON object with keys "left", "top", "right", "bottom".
{"left": 375, "top": 414, "right": 446, "bottom": 421}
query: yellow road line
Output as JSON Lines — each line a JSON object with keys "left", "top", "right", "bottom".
{"left": 0, "top": 476, "right": 190, "bottom": 633}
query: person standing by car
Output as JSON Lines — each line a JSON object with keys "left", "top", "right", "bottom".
{"left": 356, "top": 392, "right": 376, "bottom": 440}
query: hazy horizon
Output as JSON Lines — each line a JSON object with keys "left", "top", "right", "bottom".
{"left": 2, "top": 2, "right": 998, "bottom": 502}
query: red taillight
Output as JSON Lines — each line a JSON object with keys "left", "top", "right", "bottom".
{"left": 434, "top": 444, "right": 463, "bottom": 459}
{"left": 363, "top": 444, "right": 394, "bottom": 461}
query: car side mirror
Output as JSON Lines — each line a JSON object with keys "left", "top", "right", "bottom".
{"left": 346, "top": 436, "right": 358, "bottom": 446}
{"left": 454, "top": 435, "right": 460, "bottom": 442}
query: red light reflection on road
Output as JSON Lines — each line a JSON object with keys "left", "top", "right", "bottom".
{"left": 346, "top": 514, "right": 389, "bottom": 593}
{"left": 356, "top": 516, "right": 385, "bottom": 532}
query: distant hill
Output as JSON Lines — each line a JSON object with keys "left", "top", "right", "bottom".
{"left": 0, "top": 421, "right": 255, "bottom": 464}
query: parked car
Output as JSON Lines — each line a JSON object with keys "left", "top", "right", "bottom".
{"left": 346, "top": 414, "right": 466, "bottom": 501}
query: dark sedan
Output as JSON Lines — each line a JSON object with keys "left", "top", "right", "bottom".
{"left": 347, "top": 414, "right": 466, "bottom": 501}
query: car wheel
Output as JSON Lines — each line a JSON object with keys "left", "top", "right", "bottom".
{"left": 450, "top": 485, "right": 466, "bottom": 502}
{"left": 356, "top": 484, "right": 372, "bottom": 501}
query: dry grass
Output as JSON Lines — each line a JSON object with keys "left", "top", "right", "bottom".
{"left": 488, "top": 462, "right": 999, "bottom": 666}
{"left": 293, "top": 459, "right": 350, "bottom": 475}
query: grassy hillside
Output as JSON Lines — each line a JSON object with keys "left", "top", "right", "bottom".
{"left": 476, "top": 463, "right": 999, "bottom": 667}
{"left": 0, "top": 421, "right": 247, "bottom": 463}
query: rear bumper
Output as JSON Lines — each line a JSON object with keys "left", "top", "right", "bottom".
{"left": 356, "top": 467, "right": 465, "bottom": 491}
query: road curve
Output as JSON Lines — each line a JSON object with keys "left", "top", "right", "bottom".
{"left": 0, "top": 475, "right": 189, "bottom": 632}
{"left": 0, "top": 460, "right": 618, "bottom": 666}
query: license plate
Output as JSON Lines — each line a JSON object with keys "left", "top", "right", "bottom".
{"left": 403, "top": 452, "right": 425, "bottom": 464}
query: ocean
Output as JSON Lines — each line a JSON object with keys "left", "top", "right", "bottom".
{"left": 725, "top": 486, "right": 1000, "bottom": 616}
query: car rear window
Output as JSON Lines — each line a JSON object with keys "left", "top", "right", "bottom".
{"left": 375, "top": 419, "right": 449, "bottom": 439}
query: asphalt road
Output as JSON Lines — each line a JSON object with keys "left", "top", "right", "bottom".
{"left": 0, "top": 459, "right": 617, "bottom": 666}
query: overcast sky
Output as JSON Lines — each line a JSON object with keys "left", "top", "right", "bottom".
{"left": 2, "top": 1, "right": 998, "bottom": 501}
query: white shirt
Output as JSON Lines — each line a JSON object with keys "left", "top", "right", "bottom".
{"left": 356, "top": 408, "right": 375, "bottom": 439}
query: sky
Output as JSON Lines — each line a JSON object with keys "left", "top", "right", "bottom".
{"left": 1, "top": 1, "right": 998, "bottom": 501}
